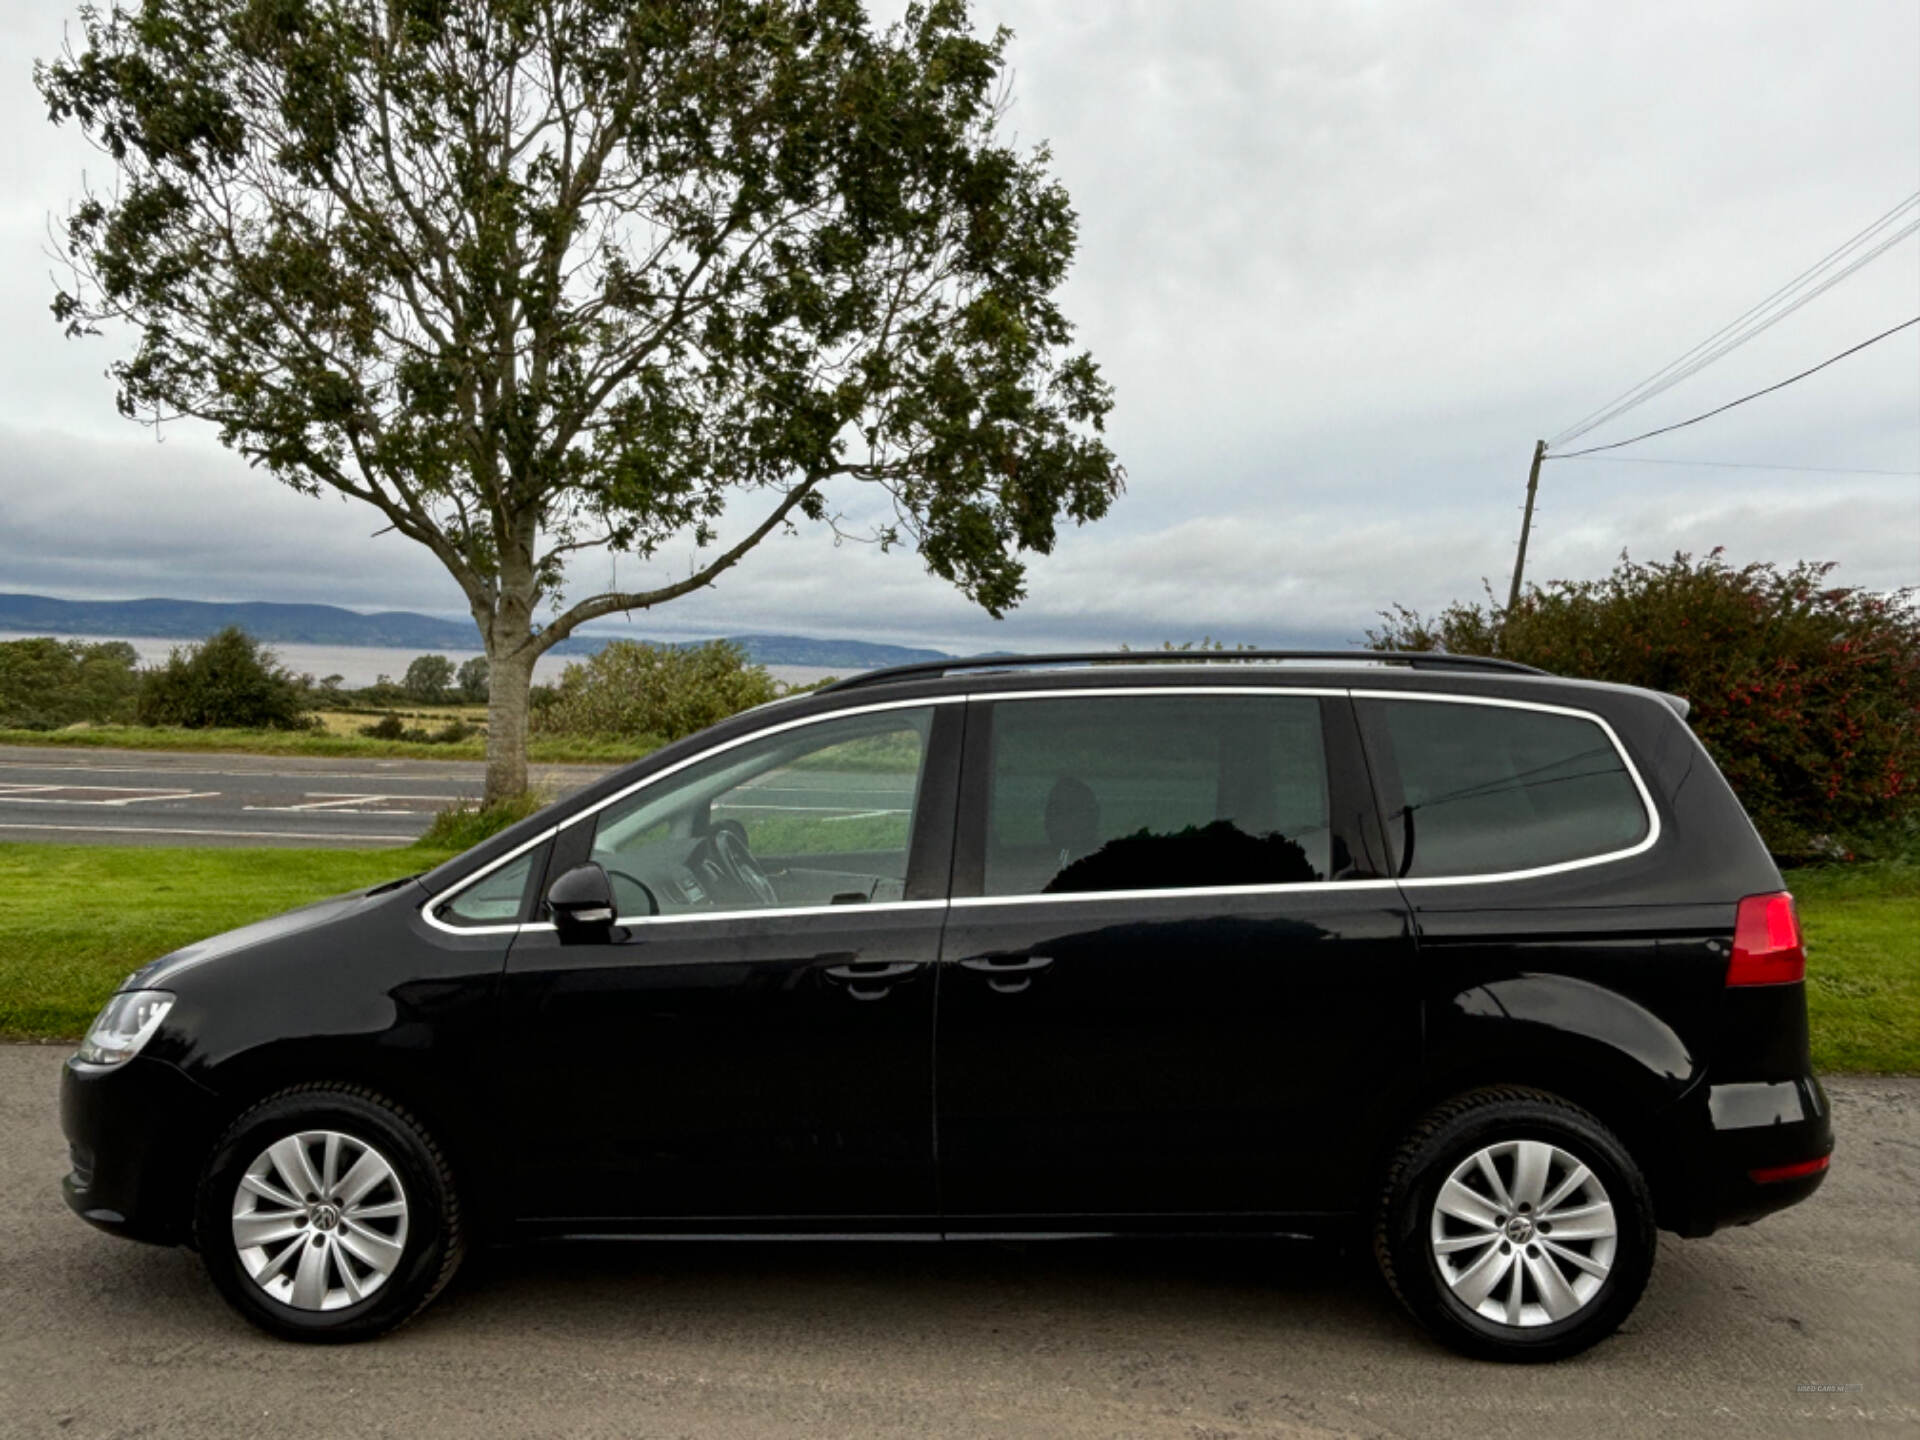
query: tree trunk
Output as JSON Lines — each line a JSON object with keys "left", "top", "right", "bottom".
{"left": 483, "top": 646, "right": 535, "bottom": 805}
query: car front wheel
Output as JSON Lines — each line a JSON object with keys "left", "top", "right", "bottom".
{"left": 195, "top": 1084, "right": 464, "bottom": 1342}
{"left": 1373, "top": 1086, "right": 1656, "bottom": 1362}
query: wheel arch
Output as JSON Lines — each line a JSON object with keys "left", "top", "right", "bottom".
{"left": 190, "top": 1041, "right": 504, "bottom": 1240}
{"left": 1389, "top": 1034, "right": 1695, "bottom": 1235}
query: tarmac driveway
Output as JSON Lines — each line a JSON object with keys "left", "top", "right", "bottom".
{"left": 0, "top": 1046, "right": 1913, "bottom": 1439}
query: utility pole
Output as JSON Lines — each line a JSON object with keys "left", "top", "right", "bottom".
{"left": 1506, "top": 439, "right": 1547, "bottom": 618}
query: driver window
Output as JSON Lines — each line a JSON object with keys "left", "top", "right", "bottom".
{"left": 587, "top": 706, "right": 934, "bottom": 918}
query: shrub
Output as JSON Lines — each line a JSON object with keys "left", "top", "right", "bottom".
{"left": 419, "top": 791, "right": 546, "bottom": 851}
{"left": 0, "top": 638, "right": 141, "bottom": 729}
{"left": 135, "top": 627, "right": 312, "bottom": 730}
{"left": 359, "top": 713, "right": 409, "bottom": 740}
{"left": 1368, "top": 550, "right": 1920, "bottom": 861}
{"left": 532, "top": 640, "right": 779, "bottom": 742}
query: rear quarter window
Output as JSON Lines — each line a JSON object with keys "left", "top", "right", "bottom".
{"left": 1360, "top": 697, "right": 1650, "bottom": 879}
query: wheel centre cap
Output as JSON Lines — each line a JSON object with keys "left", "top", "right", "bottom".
{"left": 309, "top": 1202, "right": 341, "bottom": 1232}
{"left": 1505, "top": 1214, "right": 1533, "bottom": 1243}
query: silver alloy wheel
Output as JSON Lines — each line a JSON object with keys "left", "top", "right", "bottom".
{"left": 231, "top": 1130, "right": 410, "bottom": 1312}
{"left": 1429, "top": 1138, "right": 1617, "bottom": 1328}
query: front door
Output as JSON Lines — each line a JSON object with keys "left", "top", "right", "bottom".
{"left": 934, "top": 687, "right": 1418, "bottom": 1227}
{"left": 502, "top": 700, "right": 960, "bottom": 1229}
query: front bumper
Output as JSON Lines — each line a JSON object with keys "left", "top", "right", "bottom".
{"left": 60, "top": 1052, "right": 219, "bottom": 1247}
{"left": 1664, "top": 1072, "right": 1833, "bottom": 1237}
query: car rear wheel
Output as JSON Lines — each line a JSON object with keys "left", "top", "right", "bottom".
{"left": 195, "top": 1085, "right": 463, "bottom": 1342}
{"left": 1373, "top": 1087, "right": 1656, "bottom": 1362}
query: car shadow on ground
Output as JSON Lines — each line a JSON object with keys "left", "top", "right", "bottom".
{"left": 420, "top": 1233, "right": 1431, "bottom": 1352}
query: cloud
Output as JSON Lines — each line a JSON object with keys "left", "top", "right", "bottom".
{"left": 0, "top": 0, "right": 1915, "bottom": 654}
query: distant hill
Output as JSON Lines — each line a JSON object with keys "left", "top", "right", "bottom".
{"left": 0, "top": 594, "right": 952, "bottom": 670}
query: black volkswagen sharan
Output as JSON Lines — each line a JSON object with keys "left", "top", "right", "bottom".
{"left": 60, "top": 651, "right": 1832, "bottom": 1359}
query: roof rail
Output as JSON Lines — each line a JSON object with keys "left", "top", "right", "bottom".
{"left": 818, "top": 649, "right": 1547, "bottom": 694}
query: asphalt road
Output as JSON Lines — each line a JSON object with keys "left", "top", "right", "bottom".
{"left": 0, "top": 1047, "right": 1912, "bottom": 1440}
{"left": 0, "top": 745, "right": 615, "bottom": 847}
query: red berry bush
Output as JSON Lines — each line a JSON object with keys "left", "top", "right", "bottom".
{"left": 1369, "top": 551, "right": 1920, "bottom": 861}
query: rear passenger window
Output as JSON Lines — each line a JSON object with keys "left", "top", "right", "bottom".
{"left": 982, "top": 694, "right": 1331, "bottom": 896}
{"left": 1364, "top": 699, "right": 1649, "bottom": 878}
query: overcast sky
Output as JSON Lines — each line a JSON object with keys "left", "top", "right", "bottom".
{"left": 2, "top": 0, "right": 1915, "bottom": 652}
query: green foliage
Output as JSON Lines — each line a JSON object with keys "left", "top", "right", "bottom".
{"left": 456, "top": 655, "right": 490, "bottom": 703}
{"left": 134, "top": 627, "right": 312, "bottom": 731}
{"left": 358, "top": 713, "right": 408, "bottom": 741}
{"left": 0, "top": 637, "right": 141, "bottom": 729}
{"left": 360, "top": 712, "right": 478, "bottom": 744}
{"left": 417, "top": 792, "right": 547, "bottom": 852}
{"left": 40, "top": 0, "right": 1124, "bottom": 800}
{"left": 533, "top": 640, "right": 778, "bottom": 743}
{"left": 403, "top": 654, "right": 455, "bottom": 703}
{"left": 1369, "top": 551, "right": 1920, "bottom": 860}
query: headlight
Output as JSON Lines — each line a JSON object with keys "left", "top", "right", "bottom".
{"left": 76, "top": 990, "right": 174, "bottom": 1066}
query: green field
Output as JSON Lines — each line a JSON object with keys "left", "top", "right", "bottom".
{"left": 1, "top": 844, "right": 1914, "bottom": 1075}
{"left": 0, "top": 843, "right": 452, "bottom": 1040}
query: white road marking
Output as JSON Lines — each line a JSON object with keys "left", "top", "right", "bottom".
{"left": 0, "top": 759, "right": 501, "bottom": 784}
{"left": 0, "top": 787, "right": 224, "bottom": 807}
{"left": 242, "top": 791, "right": 457, "bottom": 817}
{"left": 0, "top": 822, "right": 409, "bottom": 842}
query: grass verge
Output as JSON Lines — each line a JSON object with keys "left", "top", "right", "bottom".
{"left": 0, "top": 842, "right": 452, "bottom": 1040}
{"left": 1791, "top": 860, "right": 1920, "bottom": 1076}
{"left": 0, "top": 723, "right": 649, "bottom": 766}
{"left": 1, "top": 846, "right": 1914, "bottom": 1072}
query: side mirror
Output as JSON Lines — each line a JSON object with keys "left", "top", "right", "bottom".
{"left": 546, "top": 862, "right": 617, "bottom": 939}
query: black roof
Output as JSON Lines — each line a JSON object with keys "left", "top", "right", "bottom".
{"left": 818, "top": 649, "right": 1544, "bottom": 695}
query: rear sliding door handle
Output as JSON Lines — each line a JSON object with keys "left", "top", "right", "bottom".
{"left": 821, "top": 959, "right": 922, "bottom": 1000}
{"left": 957, "top": 954, "right": 1055, "bottom": 994}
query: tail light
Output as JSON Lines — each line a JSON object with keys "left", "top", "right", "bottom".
{"left": 1749, "top": 1154, "right": 1829, "bottom": 1184}
{"left": 1728, "top": 892, "right": 1805, "bottom": 986}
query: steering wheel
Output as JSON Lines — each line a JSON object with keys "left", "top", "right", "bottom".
{"left": 693, "top": 827, "right": 780, "bottom": 907}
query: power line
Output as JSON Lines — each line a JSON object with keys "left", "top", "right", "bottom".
{"left": 1553, "top": 216, "right": 1919, "bottom": 445}
{"left": 1548, "top": 193, "right": 1920, "bottom": 448}
{"left": 1546, "top": 316, "right": 1920, "bottom": 461}
{"left": 1559, "top": 456, "right": 1920, "bottom": 477}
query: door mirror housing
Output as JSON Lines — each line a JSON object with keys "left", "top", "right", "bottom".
{"left": 546, "top": 863, "right": 617, "bottom": 939}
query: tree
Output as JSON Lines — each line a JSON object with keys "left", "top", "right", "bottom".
{"left": 403, "top": 653, "right": 455, "bottom": 703}
{"left": 40, "top": 0, "right": 1122, "bottom": 802}
{"left": 136, "top": 626, "right": 312, "bottom": 730}
{"left": 0, "top": 637, "right": 141, "bottom": 729}
{"left": 1368, "top": 551, "right": 1920, "bottom": 859}
{"left": 455, "top": 655, "right": 490, "bottom": 704}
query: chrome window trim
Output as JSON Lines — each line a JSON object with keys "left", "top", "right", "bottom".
{"left": 422, "top": 685, "right": 1662, "bottom": 935}
{"left": 978, "top": 685, "right": 1345, "bottom": 702}
{"left": 423, "top": 696, "right": 957, "bottom": 935}
{"left": 1346, "top": 688, "right": 1661, "bottom": 888}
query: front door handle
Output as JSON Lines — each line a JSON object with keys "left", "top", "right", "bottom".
{"left": 957, "top": 953, "right": 1055, "bottom": 994}
{"left": 822, "top": 959, "right": 922, "bottom": 1000}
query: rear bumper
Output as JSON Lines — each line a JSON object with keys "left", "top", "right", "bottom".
{"left": 60, "top": 1052, "right": 219, "bottom": 1247}
{"left": 1664, "top": 1073, "right": 1833, "bottom": 1237}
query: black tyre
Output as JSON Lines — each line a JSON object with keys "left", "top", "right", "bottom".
{"left": 1374, "top": 1087, "right": 1656, "bottom": 1363}
{"left": 194, "top": 1085, "right": 464, "bottom": 1342}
